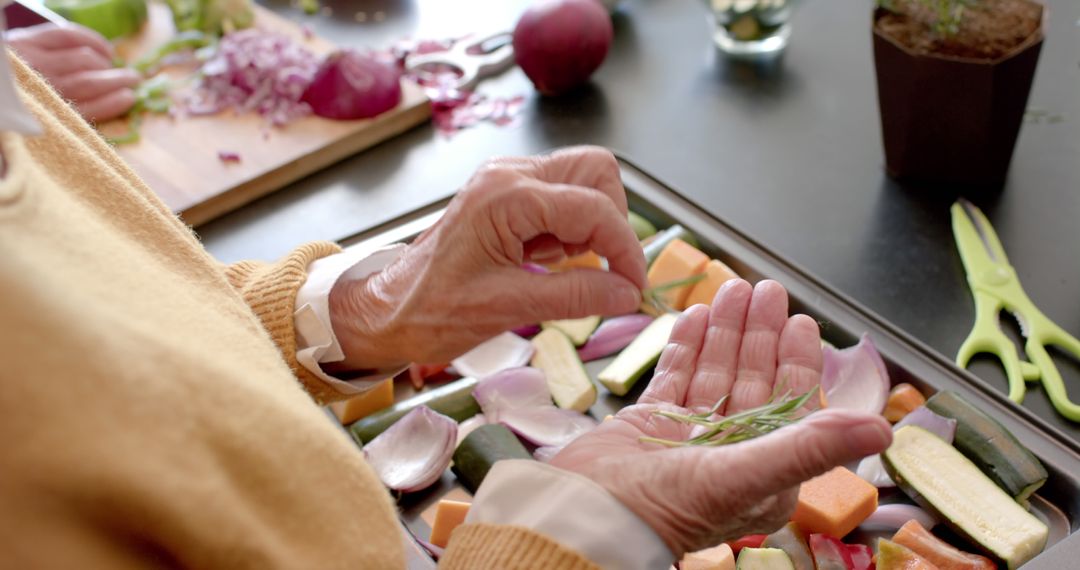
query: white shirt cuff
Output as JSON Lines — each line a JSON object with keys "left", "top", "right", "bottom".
{"left": 293, "top": 243, "right": 407, "bottom": 395}
{"left": 467, "top": 460, "right": 674, "bottom": 570}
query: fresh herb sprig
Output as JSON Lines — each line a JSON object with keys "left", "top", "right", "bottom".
{"left": 641, "top": 273, "right": 707, "bottom": 314}
{"left": 641, "top": 386, "right": 819, "bottom": 447}
{"left": 878, "top": 0, "right": 976, "bottom": 36}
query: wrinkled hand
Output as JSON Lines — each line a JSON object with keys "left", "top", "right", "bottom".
{"left": 7, "top": 24, "right": 139, "bottom": 122}
{"left": 328, "top": 146, "right": 647, "bottom": 371}
{"left": 551, "top": 279, "right": 893, "bottom": 557}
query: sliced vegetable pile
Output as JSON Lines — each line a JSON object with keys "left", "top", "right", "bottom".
{"left": 329, "top": 213, "right": 1055, "bottom": 568}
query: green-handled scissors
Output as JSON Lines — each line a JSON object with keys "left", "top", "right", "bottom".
{"left": 951, "top": 199, "right": 1080, "bottom": 421}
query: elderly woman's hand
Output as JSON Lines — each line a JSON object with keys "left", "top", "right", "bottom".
{"left": 328, "top": 146, "right": 647, "bottom": 370}
{"left": 551, "top": 279, "right": 893, "bottom": 558}
{"left": 7, "top": 23, "right": 139, "bottom": 122}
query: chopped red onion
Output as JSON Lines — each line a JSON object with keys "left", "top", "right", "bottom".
{"left": 187, "top": 29, "right": 319, "bottom": 126}
{"left": 451, "top": 332, "right": 535, "bottom": 379}
{"left": 363, "top": 406, "right": 457, "bottom": 493}
{"left": 521, "top": 262, "right": 550, "bottom": 275}
{"left": 498, "top": 407, "right": 597, "bottom": 448}
{"left": 473, "top": 367, "right": 551, "bottom": 410}
{"left": 577, "top": 314, "right": 654, "bottom": 362}
{"left": 821, "top": 334, "right": 890, "bottom": 414}
{"left": 855, "top": 454, "right": 895, "bottom": 488}
{"left": 511, "top": 324, "right": 542, "bottom": 338}
{"left": 860, "top": 504, "right": 937, "bottom": 531}
{"left": 894, "top": 405, "right": 957, "bottom": 442}
{"left": 533, "top": 445, "right": 562, "bottom": 463}
{"left": 473, "top": 367, "right": 597, "bottom": 448}
{"left": 455, "top": 413, "right": 487, "bottom": 448}
{"left": 217, "top": 150, "right": 242, "bottom": 163}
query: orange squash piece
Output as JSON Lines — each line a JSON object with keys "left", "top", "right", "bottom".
{"left": 892, "top": 520, "right": 994, "bottom": 570}
{"left": 684, "top": 259, "right": 740, "bottom": 308}
{"left": 884, "top": 383, "right": 927, "bottom": 423}
{"left": 682, "top": 543, "right": 736, "bottom": 570}
{"left": 877, "top": 538, "right": 941, "bottom": 570}
{"left": 545, "top": 250, "right": 604, "bottom": 272}
{"left": 429, "top": 499, "right": 471, "bottom": 548}
{"left": 647, "top": 239, "right": 710, "bottom": 309}
{"left": 791, "top": 466, "right": 878, "bottom": 539}
{"left": 329, "top": 378, "right": 394, "bottom": 424}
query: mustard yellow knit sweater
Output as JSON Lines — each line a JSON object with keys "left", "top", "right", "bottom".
{"left": 0, "top": 56, "right": 598, "bottom": 570}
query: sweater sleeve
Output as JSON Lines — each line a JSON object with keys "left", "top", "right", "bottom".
{"left": 222, "top": 241, "right": 349, "bottom": 405}
{"left": 440, "top": 524, "right": 600, "bottom": 570}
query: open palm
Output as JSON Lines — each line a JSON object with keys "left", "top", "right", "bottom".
{"left": 551, "top": 279, "right": 890, "bottom": 557}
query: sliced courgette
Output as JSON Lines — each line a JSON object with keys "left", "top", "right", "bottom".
{"left": 349, "top": 377, "right": 479, "bottom": 445}
{"left": 541, "top": 315, "right": 601, "bottom": 347}
{"left": 598, "top": 313, "right": 678, "bottom": 396}
{"left": 925, "top": 390, "right": 1047, "bottom": 505}
{"left": 530, "top": 328, "right": 596, "bottom": 412}
{"left": 628, "top": 211, "right": 658, "bottom": 240}
{"left": 643, "top": 224, "right": 699, "bottom": 265}
{"left": 451, "top": 424, "right": 533, "bottom": 493}
{"left": 736, "top": 547, "right": 795, "bottom": 570}
{"left": 882, "top": 426, "right": 1048, "bottom": 569}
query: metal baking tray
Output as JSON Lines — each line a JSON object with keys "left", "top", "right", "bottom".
{"left": 337, "top": 156, "right": 1080, "bottom": 568}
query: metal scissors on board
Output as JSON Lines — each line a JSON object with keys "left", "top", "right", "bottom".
{"left": 951, "top": 199, "right": 1080, "bottom": 421}
{"left": 405, "top": 32, "right": 515, "bottom": 91}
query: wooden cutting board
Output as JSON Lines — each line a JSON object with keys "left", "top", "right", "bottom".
{"left": 101, "top": 3, "right": 431, "bottom": 226}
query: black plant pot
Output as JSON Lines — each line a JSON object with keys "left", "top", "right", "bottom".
{"left": 872, "top": 7, "right": 1044, "bottom": 189}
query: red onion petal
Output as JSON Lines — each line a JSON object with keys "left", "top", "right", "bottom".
{"left": 521, "top": 262, "right": 550, "bottom": 274}
{"left": 577, "top": 314, "right": 655, "bottom": 362}
{"left": 473, "top": 367, "right": 551, "bottom": 412}
{"left": 455, "top": 413, "right": 488, "bottom": 448}
{"left": 894, "top": 405, "right": 957, "bottom": 443}
{"left": 821, "top": 334, "right": 890, "bottom": 414}
{"left": 511, "top": 324, "right": 542, "bottom": 338}
{"left": 363, "top": 406, "right": 457, "bottom": 493}
{"left": 415, "top": 538, "right": 444, "bottom": 560}
{"left": 498, "top": 407, "right": 597, "bottom": 448}
{"left": 856, "top": 454, "right": 895, "bottom": 488}
{"left": 533, "top": 445, "right": 561, "bottom": 463}
{"left": 860, "top": 504, "right": 937, "bottom": 531}
{"left": 451, "top": 332, "right": 535, "bottom": 379}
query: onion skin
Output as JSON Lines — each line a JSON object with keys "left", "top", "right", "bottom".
{"left": 512, "top": 0, "right": 613, "bottom": 96}
{"left": 302, "top": 50, "right": 402, "bottom": 120}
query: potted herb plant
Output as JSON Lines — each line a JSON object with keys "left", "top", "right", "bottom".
{"left": 872, "top": 0, "right": 1044, "bottom": 188}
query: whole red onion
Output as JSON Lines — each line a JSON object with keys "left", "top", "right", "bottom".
{"left": 512, "top": 0, "right": 613, "bottom": 96}
{"left": 301, "top": 50, "right": 402, "bottom": 120}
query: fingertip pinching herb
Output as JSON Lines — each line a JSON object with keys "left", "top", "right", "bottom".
{"left": 641, "top": 273, "right": 708, "bottom": 314}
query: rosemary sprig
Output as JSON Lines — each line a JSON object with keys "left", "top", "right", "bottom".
{"left": 641, "top": 273, "right": 708, "bottom": 314}
{"left": 641, "top": 386, "right": 819, "bottom": 448}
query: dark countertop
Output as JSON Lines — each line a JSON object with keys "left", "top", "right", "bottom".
{"left": 198, "top": 0, "right": 1080, "bottom": 438}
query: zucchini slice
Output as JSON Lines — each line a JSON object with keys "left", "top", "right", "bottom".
{"left": 883, "top": 426, "right": 1048, "bottom": 569}
{"left": 530, "top": 328, "right": 596, "bottom": 412}
{"left": 541, "top": 315, "right": 601, "bottom": 347}
{"left": 451, "top": 424, "right": 532, "bottom": 493}
{"left": 598, "top": 313, "right": 678, "bottom": 396}
{"left": 349, "top": 378, "right": 479, "bottom": 445}
{"left": 736, "top": 547, "right": 795, "bottom": 570}
{"left": 925, "top": 391, "right": 1047, "bottom": 505}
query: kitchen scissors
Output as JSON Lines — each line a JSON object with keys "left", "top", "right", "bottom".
{"left": 405, "top": 32, "right": 515, "bottom": 91}
{"left": 951, "top": 199, "right": 1080, "bottom": 421}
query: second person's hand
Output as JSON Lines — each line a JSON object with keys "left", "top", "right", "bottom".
{"left": 7, "top": 23, "right": 139, "bottom": 122}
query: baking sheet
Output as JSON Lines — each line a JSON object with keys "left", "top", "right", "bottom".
{"left": 336, "top": 155, "right": 1080, "bottom": 568}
